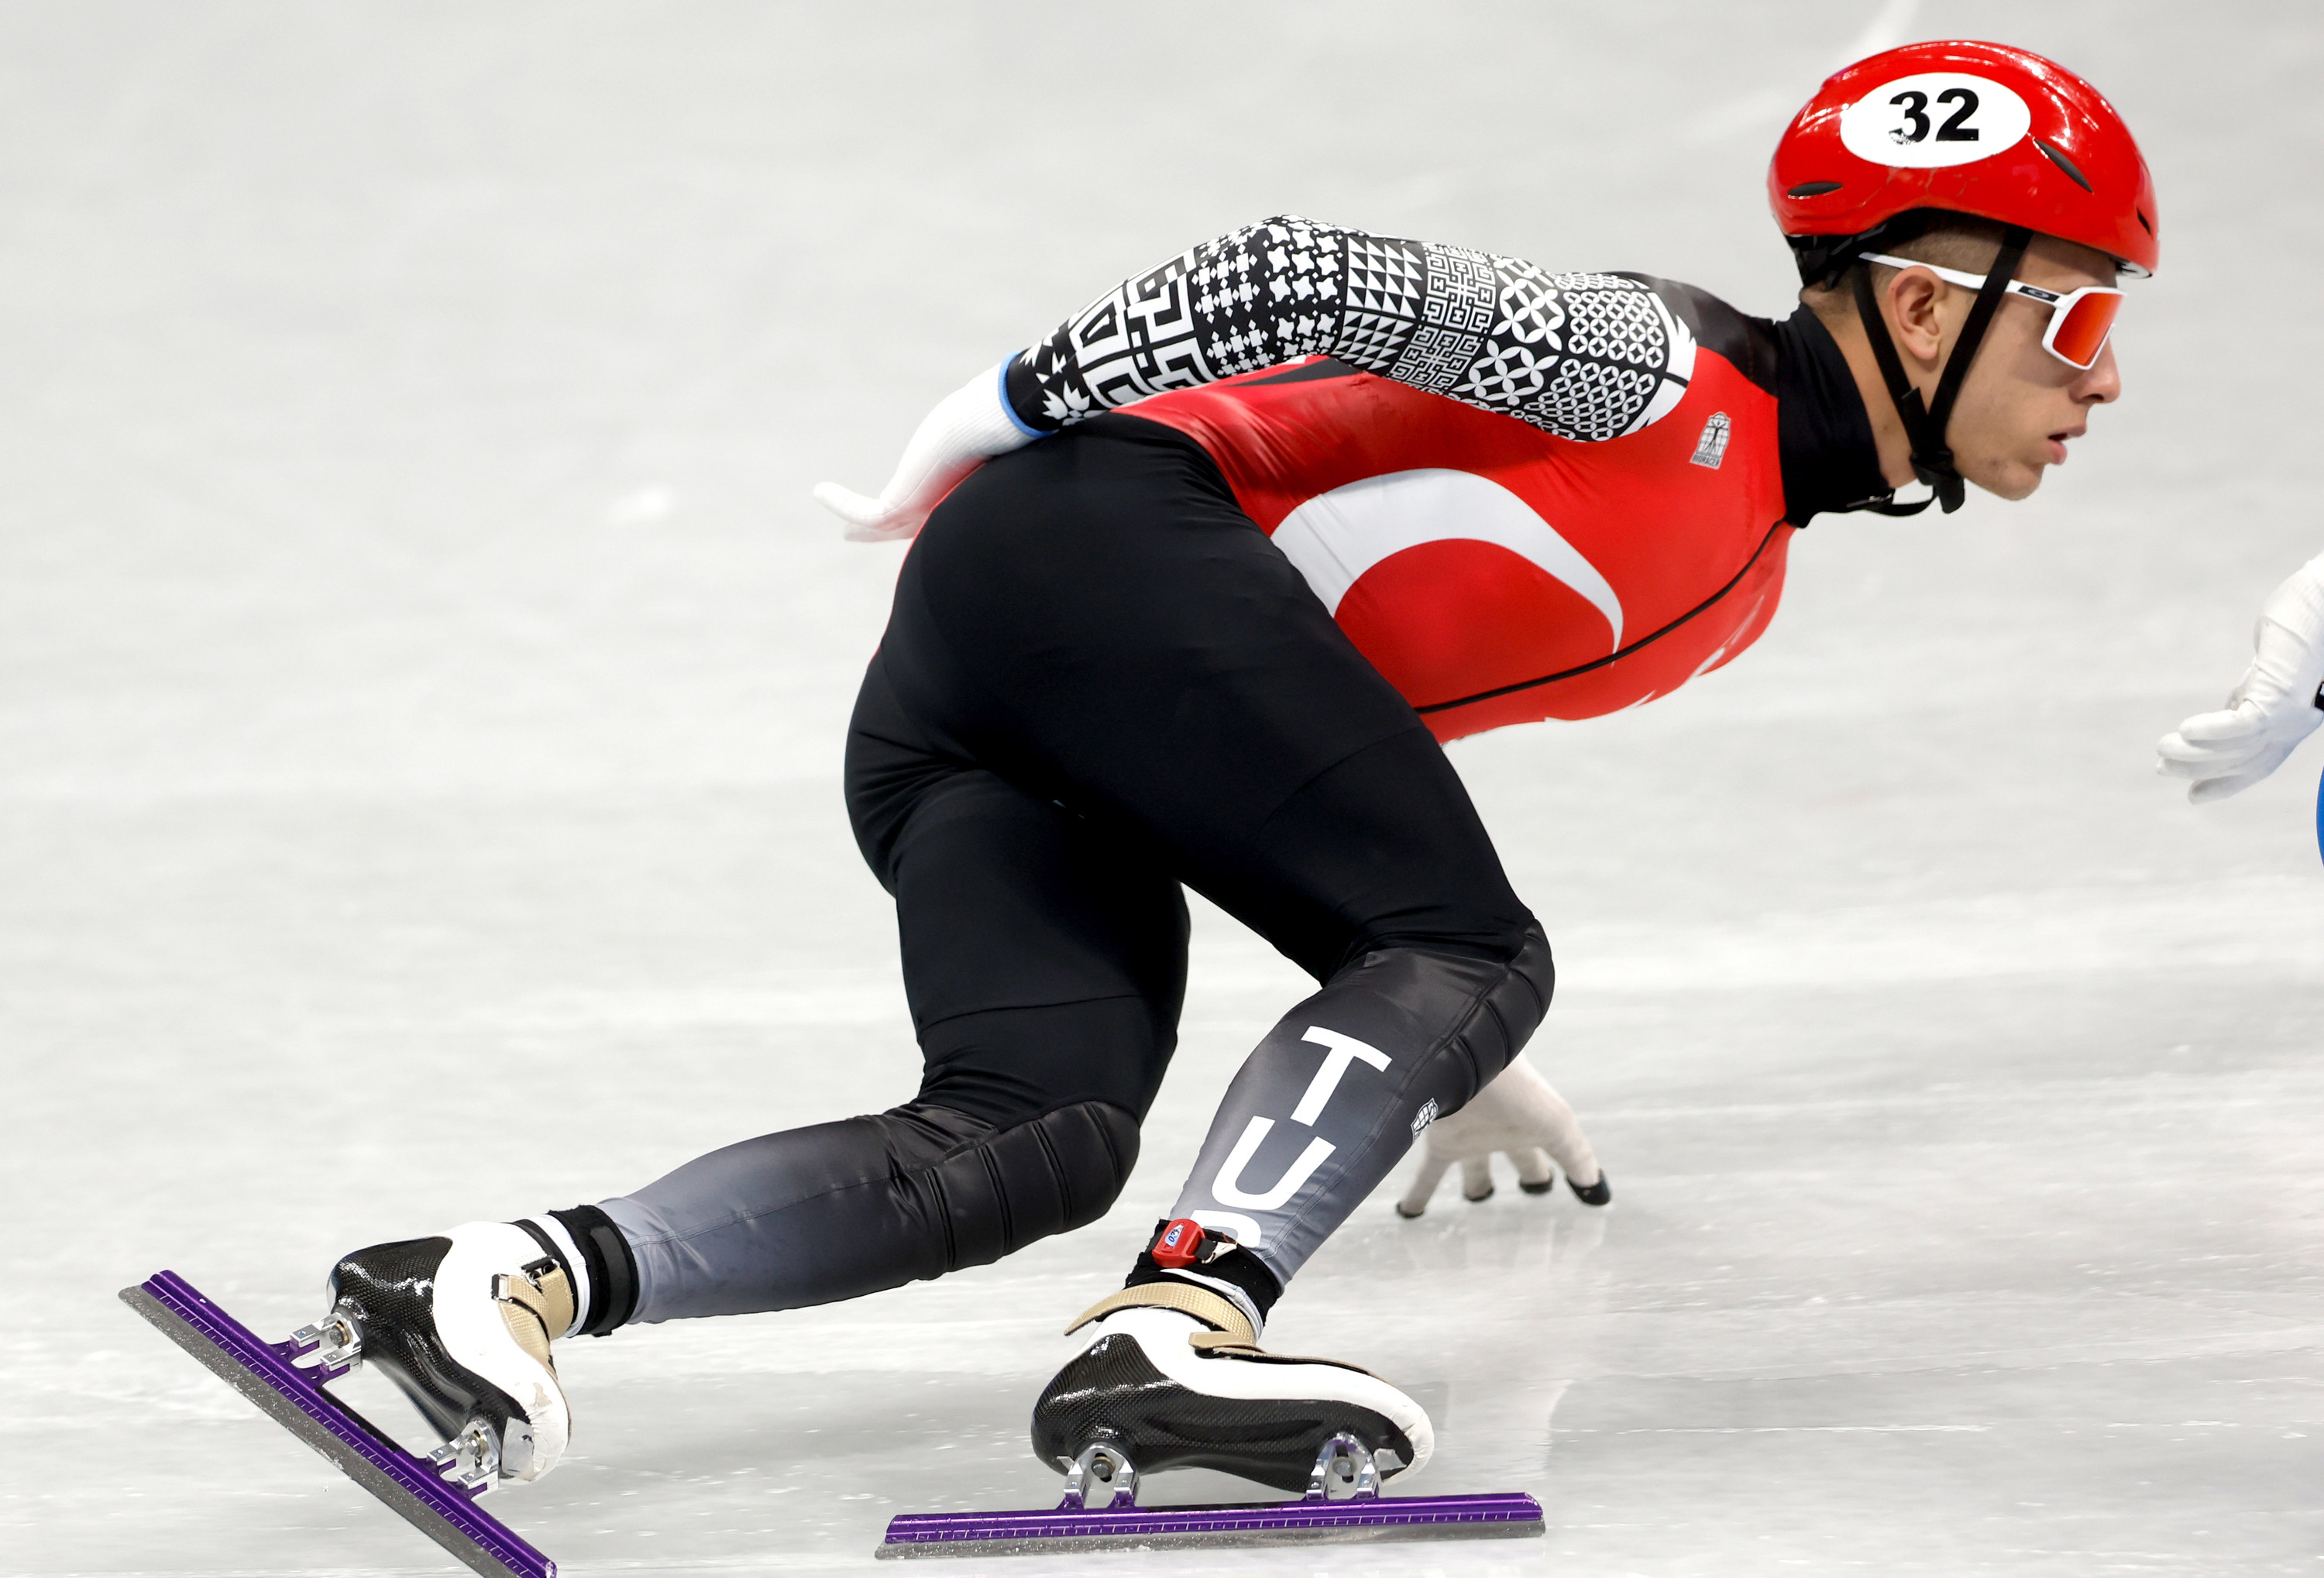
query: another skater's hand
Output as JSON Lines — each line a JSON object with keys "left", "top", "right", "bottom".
{"left": 1395, "top": 1053, "right": 1607, "bottom": 1217}
{"left": 814, "top": 360, "right": 1038, "bottom": 542}
{"left": 2158, "top": 554, "right": 2324, "bottom": 803}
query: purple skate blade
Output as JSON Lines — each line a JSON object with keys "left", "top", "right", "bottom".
{"left": 875, "top": 1490, "right": 1545, "bottom": 1559}
{"left": 120, "top": 1270, "right": 555, "bottom": 1578}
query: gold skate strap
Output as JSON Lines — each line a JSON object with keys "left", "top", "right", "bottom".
{"left": 1064, "top": 1282, "right": 1258, "bottom": 1349}
{"left": 493, "top": 1260, "right": 576, "bottom": 1375}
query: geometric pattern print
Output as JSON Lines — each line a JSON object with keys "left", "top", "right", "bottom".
{"left": 1019, "top": 215, "right": 1345, "bottom": 427}
{"left": 1016, "top": 215, "right": 1696, "bottom": 443}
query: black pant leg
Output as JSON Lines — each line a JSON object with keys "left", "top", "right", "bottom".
{"left": 853, "top": 650, "right": 1190, "bottom": 1127}
{"left": 596, "top": 655, "right": 1189, "bottom": 1324}
{"left": 892, "top": 413, "right": 1536, "bottom": 978}
{"left": 889, "top": 416, "right": 1549, "bottom": 1293}
{"left": 603, "top": 414, "right": 1547, "bottom": 1319}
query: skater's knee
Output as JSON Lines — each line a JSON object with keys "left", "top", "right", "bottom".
{"left": 1462, "top": 923, "right": 1553, "bottom": 1085}
{"left": 1328, "top": 923, "right": 1553, "bottom": 1091}
{"left": 900, "top": 1097, "right": 1141, "bottom": 1271}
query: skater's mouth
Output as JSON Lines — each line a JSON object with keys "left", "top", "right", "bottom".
{"left": 2046, "top": 425, "right": 2084, "bottom": 465}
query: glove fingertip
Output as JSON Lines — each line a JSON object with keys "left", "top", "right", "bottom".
{"left": 813, "top": 480, "right": 887, "bottom": 522}
{"left": 2174, "top": 708, "right": 2262, "bottom": 744}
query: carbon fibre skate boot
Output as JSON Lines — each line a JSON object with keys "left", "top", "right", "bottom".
{"left": 317, "top": 1222, "right": 577, "bottom": 1487}
{"left": 1029, "top": 1222, "right": 1432, "bottom": 1496}
{"left": 882, "top": 1217, "right": 1535, "bottom": 1556}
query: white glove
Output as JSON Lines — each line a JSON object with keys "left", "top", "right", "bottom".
{"left": 2157, "top": 553, "right": 2324, "bottom": 803}
{"left": 1396, "top": 1052, "right": 1607, "bottom": 1218}
{"left": 813, "top": 360, "right": 1039, "bottom": 543}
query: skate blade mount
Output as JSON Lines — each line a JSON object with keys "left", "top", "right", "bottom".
{"left": 875, "top": 1436, "right": 1544, "bottom": 1559}
{"left": 119, "top": 1270, "right": 555, "bottom": 1578}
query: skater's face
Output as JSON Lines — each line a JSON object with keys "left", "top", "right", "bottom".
{"left": 1872, "top": 233, "right": 2124, "bottom": 502}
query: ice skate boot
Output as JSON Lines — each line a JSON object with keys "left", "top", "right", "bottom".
{"left": 1030, "top": 1226, "right": 1432, "bottom": 1496}
{"left": 878, "top": 1221, "right": 1535, "bottom": 1558}
{"left": 122, "top": 1240, "right": 571, "bottom": 1575}
{"left": 318, "top": 1221, "right": 577, "bottom": 1486}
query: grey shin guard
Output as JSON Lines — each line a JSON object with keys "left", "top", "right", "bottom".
{"left": 602, "top": 1098, "right": 1140, "bottom": 1323}
{"left": 1168, "top": 924, "right": 1553, "bottom": 1283}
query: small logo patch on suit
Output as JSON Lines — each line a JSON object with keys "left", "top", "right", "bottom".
{"left": 1690, "top": 411, "right": 1731, "bottom": 469}
{"left": 1410, "top": 1098, "right": 1439, "bottom": 1137}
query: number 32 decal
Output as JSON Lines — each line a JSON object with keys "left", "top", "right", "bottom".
{"left": 1887, "top": 87, "right": 1980, "bottom": 144}
{"left": 1838, "top": 73, "right": 2032, "bottom": 170}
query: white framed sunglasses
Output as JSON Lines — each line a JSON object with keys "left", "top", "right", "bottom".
{"left": 1858, "top": 253, "right": 2124, "bottom": 371}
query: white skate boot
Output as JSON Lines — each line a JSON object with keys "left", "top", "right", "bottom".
{"left": 1031, "top": 1260, "right": 1432, "bottom": 1495}
{"left": 316, "top": 1221, "right": 576, "bottom": 1486}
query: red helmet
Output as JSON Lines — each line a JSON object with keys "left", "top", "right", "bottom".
{"left": 1769, "top": 40, "right": 2157, "bottom": 282}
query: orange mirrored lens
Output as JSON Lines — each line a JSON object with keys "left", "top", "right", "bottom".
{"left": 2047, "top": 290, "right": 2122, "bottom": 369}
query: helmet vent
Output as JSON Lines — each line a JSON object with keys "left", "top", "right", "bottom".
{"left": 2137, "top": 208, "right": 2153, "bottom": 235}
{"left": 2031, "top": 139, "right": 2094, "bottom": 193}
{"left": 1786, "top": 180, "right": 1844, "bottom": 198}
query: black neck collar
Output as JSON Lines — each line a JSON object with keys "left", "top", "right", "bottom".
{"left": 1772, "top": 304, "right": 1893, "bottom": 524}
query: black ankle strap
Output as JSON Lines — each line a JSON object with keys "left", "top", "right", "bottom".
{"left": 1125, "top": 1219, "right": 1283, "bottom": 1318}
{"left": 548, "top": 1205, "right": 641, "bottom": 1336}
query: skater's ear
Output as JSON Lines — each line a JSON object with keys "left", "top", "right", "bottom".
{"left": 1806, "top": 264, "right": 1950, "bottom": 370}
{"left": 1867, "top": 264, "right": 1951, "bottom": 367}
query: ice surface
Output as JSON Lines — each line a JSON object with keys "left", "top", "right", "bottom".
{"left": 4, "top": 2, "right": 2322, "bottom": 1574}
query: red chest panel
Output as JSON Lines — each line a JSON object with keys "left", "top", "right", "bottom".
{"left": 1130, "top": 356, "right": 1795, "bottom": 742}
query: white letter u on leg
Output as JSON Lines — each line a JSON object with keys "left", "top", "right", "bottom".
{"left": 1210, "top": 1117, "right": 1336, "bottom": 1212}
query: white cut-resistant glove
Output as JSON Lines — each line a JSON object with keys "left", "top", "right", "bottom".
{"left": 2157, "top": 553, "right": 2324, "bottom": 803}
{"left": 1396, "top": 1052, "right": 1608, "bottom": 1218}
{"left": 813, "top": 360, "right": 1038, "bottom": 542}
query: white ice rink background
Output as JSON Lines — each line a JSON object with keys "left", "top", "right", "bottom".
{"left": 4, "top": 2, "right": 2322, "bottom": 1573}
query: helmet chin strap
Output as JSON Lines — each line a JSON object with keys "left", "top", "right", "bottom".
{"left": 1848, "top": 225, "right": 2033, "bottom": 515}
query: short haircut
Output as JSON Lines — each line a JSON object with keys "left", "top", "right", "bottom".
{"left": 1801, "top": 209, "right": 2013, "bottom": 325}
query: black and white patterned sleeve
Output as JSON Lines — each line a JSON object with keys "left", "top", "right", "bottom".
{"left": 1004, "top": 215, "right": 1697, "bottom": 442}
